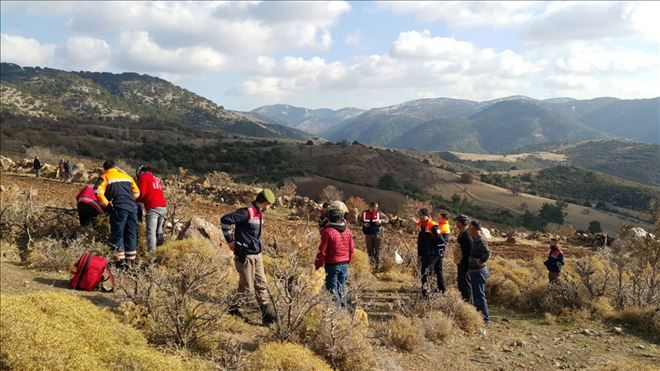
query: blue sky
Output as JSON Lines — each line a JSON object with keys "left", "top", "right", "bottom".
{"left": 1, "top": 1, "right": 658, "bottom": 111}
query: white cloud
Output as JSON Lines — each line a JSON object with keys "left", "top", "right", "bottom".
{"left": 523, "top": 2, "right": 660, "bottom": 45}
{"left": 0, "top": 33, "right": 55, "bottom": 66}
{"left": 390, "top": 30, "right": 474, "bottom": 59}
{"left": 555, "top": 47, "right": 657, "bottom": 75}
{"left": 345, "top": 29, "right": 363, "bottom": 46}
{"left": 117, "top": 31, "right": 225, "bottom": 73}
{"left": 60, "top": 36, "right": 111, "bottom": 71}
{"left": 378, "top": 1, "right": 541, "bottom": 29}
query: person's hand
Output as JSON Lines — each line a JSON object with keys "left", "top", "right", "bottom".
{"left": 228, "top": 241, "right": 235, "bottom": 251}
{"left": 376, "top": 220, "right": 382, "bottom": 225}
{"left": 363, "top": 223, "right": 370, "bottom": 228}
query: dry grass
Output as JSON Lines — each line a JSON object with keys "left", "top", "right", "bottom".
{"left": 0, "top": 292, "right": 212, "bottom": 370}
{"left": 434, "top": 289, "right": 484, "bottom": 334}
{"left": 28, "top": 235, "right": 108, "bottom": 271}
{"left": 422, "top": 310, "right": 454, "bottom": 343}
{"left": 243, "top": 342, "right": 332, "bottom": 371}
{"left": 376, "top": 314, "right": 425, "bottom": 352}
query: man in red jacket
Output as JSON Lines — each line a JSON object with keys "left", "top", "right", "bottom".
{"left": 315, "top": 201, "right": 355, "bottom": 308}
{"left": 76, "top": 181, "right": 105, "bottom": 226}
{"left": 136, "top": 166, "right": 167, "bottom": 251}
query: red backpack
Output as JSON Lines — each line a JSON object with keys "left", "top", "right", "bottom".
{"left": 70, "top": 252, "right": 115, "bottom": 292}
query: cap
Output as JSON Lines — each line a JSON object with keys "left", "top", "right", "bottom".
{"left": 418, "top": 208, "right": 430, "bottom": 216}
{"left": 328, "top": 200, "right": 349, "bottom": 214}
{"left": 453, "top": 214, "right": 468, "bottom": 223}
{"left": 259, "top": 188, "right": 276, "bottom": 204}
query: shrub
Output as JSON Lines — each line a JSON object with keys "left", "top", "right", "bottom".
{"left": 243, "top": 342, "right": 332, "bottom": 371}
{"left": 302, "top": 303, "right": 376, "bottom": 370}
{"left": 459, "top": 173, "right": 474, "bottom": 184}
{"left": 344, "top": 196, "right": 367, "bottom": 214}
{"left": 520, "top": 282, "right": 586, "bottom": 315}
{"left": 28, "top": 235, "right": 107, "bottom": 271}
{"left": 422, "top": 311, "right": 454, "bottom": 343}
{"left": 0, "top": 292, "right": 211, "bottom": 370}
{"left": 434, "top": 289, "right": 484, "bottom": 333}
{"left": 377, "top": 314, "right": 425, "bottom": 352}
{"left": 119, "top": 239, "right": 235, "bottom": 348}
{"left": 318, "top": 185, "right": 344, "bottom": 202}
{"left": 607, "top": 307, "right": 660, "bottom": 340}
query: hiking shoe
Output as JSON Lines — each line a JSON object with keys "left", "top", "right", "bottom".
{"left": 260, "top": 305, "right": 277, "bottom": 326}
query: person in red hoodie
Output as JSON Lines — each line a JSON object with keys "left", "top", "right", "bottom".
{"left": 136, "top": 166, "right": 167, "bottom": 251}
{"left": 315, "top": 201, "right": 355, "bottom": 308}
{"left": 76, "top": 180, "right": 105, "bottom": 226}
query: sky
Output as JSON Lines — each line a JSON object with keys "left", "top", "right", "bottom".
{"left": 1, "top": 1, "right": 659, "bottom": 111}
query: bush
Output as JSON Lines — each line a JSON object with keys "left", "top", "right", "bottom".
{"left": 607, "top": 307, "right": 660, "bottom": 340}
{"left": 28, "top": 235, "right": 107, "bottom": 271}
{"left": 377, "top": 314, "right": 425, "bottom": 352}
{"left": 119, "top": 239, "right": 235, "bottom": 348}
{"left": 302, "top": 303, "right": 376, "bottom": 370}
{"left": 520, "top": 282, "right": 586, "bottom": 315}
{"left": 318, "top": 185, "right": 344, "bottom": 202}
{"left": 459, "top": 173, "right": 474, "bottom": 184}
{"left": 434, "top": 289, "right": 484, "bottom": 333}
{"left": 0, "top": 292, "right": 211, "bottom": 370}
{"left": 243, "top": 342, "right": 332, "bottom": 371}
{"left": 348, "top": 249, "right": 375, "bottom": 295}
{"left": 422, "top": 311, "right": 454, "bottom": 343}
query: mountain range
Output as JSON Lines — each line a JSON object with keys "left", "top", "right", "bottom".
{"left": 0, "top": 63, "right": 310, "bottom": 141}
{"left": 252, "top": 95, "right": 659, "bottom": 153}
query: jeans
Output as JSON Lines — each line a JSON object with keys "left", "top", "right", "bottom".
{"left": 35, "top": 168, "right": 41, "bottom": 177}
{"left": 457, "top": 264, "right": 472, "bottom": 302}
{"left": 421, "top": 255, "right": 445, "bottom": 294}
{"left": 469, "top": 267, "right": 490, "bottom": 324}
{"left": 365, "top": 234, "right": 382, "bottom": 269}
{"left": 146, "top": 206, "right": 166, "bottom": 252}
{"left": 110, "top": 207, "right": 138, "bottom": 261}
{"left": 325, "top": 262, "right": 349, "bottom": 308}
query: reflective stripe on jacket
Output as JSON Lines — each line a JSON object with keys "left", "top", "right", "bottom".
{"left": 76, "top": 185, "right": 104, "bottom": 214}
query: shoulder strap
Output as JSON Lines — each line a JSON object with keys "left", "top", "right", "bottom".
{"left": 99, "top": 266, "right": 115, "bottom": 292}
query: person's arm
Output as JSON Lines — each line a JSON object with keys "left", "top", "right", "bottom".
{"left": 136, "top": 175, "right": 148, "bottom": 203}
{"left": 130, "top": 178, "right": 140, "bottom": 200}
{"left": 348, "top": 229, "right": 355, "bottom": 263}
{"left": 480, "top": 240, "right": 491, "bottom": 263}
{"left": 75, "top": 187, "right": 86, "bottom": 203}
{"left": 379, "top": 212, "right": 390, "bottom": 224}
{"left": 315, "top": 229, "right": 329, "bottom": 269}
{"left": 95, "top": 175, "right": 110, "bottom": 208}
{"left": 220, "top": 208, "right": 249, "bottom": 243}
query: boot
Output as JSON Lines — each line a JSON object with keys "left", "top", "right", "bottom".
{"left": 260, "top": 304, "right": 276, "bottom": 326}
{"left": 156, "top": 233, "right": 165, "bottom": 247}
{"left": 228, "top": 304, "right": 245, "bottom": 320}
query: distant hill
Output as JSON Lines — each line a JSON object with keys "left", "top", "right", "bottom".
{"left": 577, "top": 98, "right": 660, "bottom": 144}
{"left": 0, "top": 63, "right": 308, "bottom": 140}
{"left": 324, "top": 98, "right": 613, "bottom": 153}
{"left": 248, "top": 104, "right": 364, "bottom": 135}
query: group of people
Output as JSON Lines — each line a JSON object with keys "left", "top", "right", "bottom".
{"left": 58, "top": 159, "right": 74, "bottom": 182}
{"left": 65, "top": 163, "right": 566, "bottom": 327}
{"left": 74, "top": 161, "right": 168, "bottom": 266}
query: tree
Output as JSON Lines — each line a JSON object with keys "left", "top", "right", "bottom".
{"left": 378, "top": 174, "right": 399, "bottom": 191}
{"left": 539, "top": 201, "right": 566, "bottom": 225}
{"left": 459, "top": 173, "right": 474, "bottom": 184}
{"left": 318, "top": 185, "right": 344, "bottom": 202}
{"left": 588, "top": 221, "right": 603, "bottom": 234}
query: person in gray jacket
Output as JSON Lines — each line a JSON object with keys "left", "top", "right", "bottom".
{"left": 467, "top": 220, "right": 491, "bottom": 324}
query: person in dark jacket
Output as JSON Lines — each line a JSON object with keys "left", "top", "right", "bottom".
{"left": 417, "top": 208, "right": 446, "bottom": 297}
{"left": 64, "top": 160, "right": 73, "bottom": 182}
{"left": 221, "top": 189, "right": 276, "bottom": 325}
{"left": 454, "top": 214, "right": 473, "bottom": 302}
{"left": 362, "top": 202, "right": 389, "bottom": 270}
{"left": 96, "top": 160, "right": 140, "bottom": 266}
{"left": 467, "top": 220, "right": 490, "bottom": 324}
{"left": 544, "top": 238, "right": 564, "bottom": 283}
{"left": 315, "top": 201, "right": 355, "bottom": 308}
{"left": 33, "top": 157, "right": 42, "bottom": 178}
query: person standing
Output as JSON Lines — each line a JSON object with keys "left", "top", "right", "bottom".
{"left": 136, "top": 166, "right": 167, "bottom": 252}
{"left": 221, "top": 189, "right": 277, "bottom": 325}
{"left": 96, "top": 160, "right": 140, "bottom": 266}
{"left": 64, "top": 160, "right": 73, "bottom": 182}
{"left": 467, "top": 220, "right": 491, "bottom": 324}
{"left": 33, "top": 157, "right": 42, "bottom": 178}
{"left": 58, "top": 159, "right": 66, "bottom": 182}
{"left": 361, "top": 202, "right": 389, "bottom": 270}
{"left": 454, "top": 214, "right": 473, "bottom": 302}
{"left": 417, "top": 208, "right": 446, "bottom": 297}
{"left": 438, "top": 211, "right": 451, "bottom": 243}
{"left": 544, "top": 238, "right": 564, "bottom": 283}
{"left": 76, "top": 181, "right": 105, "bottom": 226}
{"left": 315, "top": 201, "right": 355, "bottom": 308}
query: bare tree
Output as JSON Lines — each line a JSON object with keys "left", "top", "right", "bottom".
{"left": 318, "top": 185, "right": 344, "bottom": 202}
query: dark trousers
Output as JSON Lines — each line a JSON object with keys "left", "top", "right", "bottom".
{"left": 457, "top": 264, "right": 472, "bottom": 302}
{"left": 469, "top": 267, "right": 490, "bottom": 324}
{"left": 77, "top": 203, "right": 99, "bottom": 227}
{"left": 421, "top": 255, "right": 445, "bottom": 294}
{"left": 325, "top": 262, "right": 349, "bottom": 308}
{"left": 548, "top": 271, "right": 561, "bottom": 284}
{"left": 110, "top": 207, "right": 138, "bottom": 261}
{"left": 365, "top": 233, "right": 382, "bottom": 269}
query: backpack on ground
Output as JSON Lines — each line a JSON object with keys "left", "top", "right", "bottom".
{"left": 70, "top": 252, "right": 115, "bottom": 292}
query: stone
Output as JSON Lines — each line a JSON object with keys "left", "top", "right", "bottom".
{"left": 0, "top": 156, "right": 15, "bottom": 170}
{"left": 614, "top": 327, "right": 623, "bottom": 334}
{"left": 177, "top": 216, "right": 231, "bottom": 258}
{"left": 72, "top": 171, "right": 90, "bottom": 183}
{"left": 41, "top": 164, "right": 57, "bottom": 178}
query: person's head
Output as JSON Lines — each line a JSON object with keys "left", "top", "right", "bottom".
{"left": 369, "top": 202, "right": 378, "bottom": 212}
{"left": 550, "top": 238, "right": 558, "bottom": 249}
{"left": 138, "top": 166, "right": 152, "bottom": 175}
{"left": 440, "top": 211, "right": 449, "bottom": 221}
{"left": 34, "top": 156, "right": 39, "bottom": 160}
{"left": 255, "top": 188, "right": 276, "bottom": 211}
{"left": 325, "top": 207, "right": 343, "bottom": 224}
{"left": 454, "top": 214, "right": 469, "bottom": 229}
{"left": 102, "top": 160, "right": 116, "bottom": 171}
{"left": 418, "top": 208, "right": 430, "bottom": 222}
{"left": 468, "top": 220, "right": 482, "bottom": 237}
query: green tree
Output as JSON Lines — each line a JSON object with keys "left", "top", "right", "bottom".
{"left": 588, "top": 220, "right": 603, "bottom": 234}
{"left": 539, "top": 201, "right": 567, "bottom": 225}
{"left": 378, "top": 173, "right": 399, "bottom": 191}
